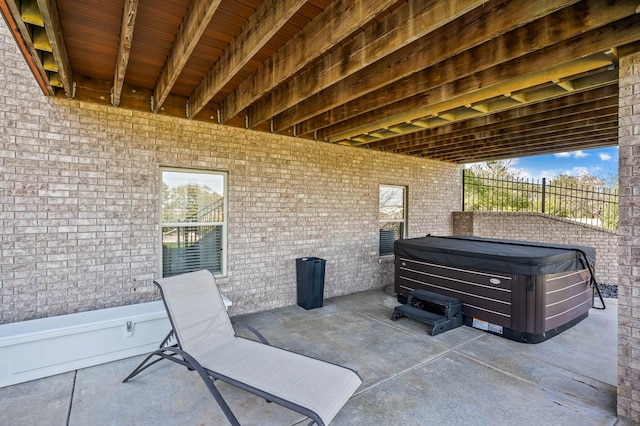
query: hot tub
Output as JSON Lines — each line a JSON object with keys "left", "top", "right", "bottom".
{"left": 394, "top": 236, "right": 595, "bottom": 343}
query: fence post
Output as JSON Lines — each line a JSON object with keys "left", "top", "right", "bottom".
{"left": 462, "top": 169, "right": 466, "bottom": 211}
{"left": 541, "top": 177, "right": 546, "bottom": 213}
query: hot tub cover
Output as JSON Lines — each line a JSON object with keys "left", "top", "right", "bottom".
{"left": 394, "top": 235, "right": 596, "bottom": 276}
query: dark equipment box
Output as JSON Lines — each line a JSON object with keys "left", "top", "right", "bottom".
{"left": 394, "top": 236, "right": 595, "bottom": 343}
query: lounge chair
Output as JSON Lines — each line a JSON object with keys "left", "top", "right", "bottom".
{"left": 123, "top": 270, "right": 362, "bottom": 425}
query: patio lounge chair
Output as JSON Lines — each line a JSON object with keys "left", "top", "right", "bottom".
{"left": 123, "top": 270, "right": 362, "bottom": 425}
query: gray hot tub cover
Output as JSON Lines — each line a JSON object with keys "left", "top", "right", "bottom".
{"left": 394, "top": 235, "right": 596, "bottom": 276}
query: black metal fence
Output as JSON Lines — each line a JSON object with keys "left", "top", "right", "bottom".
{"left": 462, "top": 170, "right": 619, "bottom": 231}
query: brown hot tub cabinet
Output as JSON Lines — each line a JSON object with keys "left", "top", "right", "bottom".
{"left": 394, "top": 236, "right": 595, "bottom": 343}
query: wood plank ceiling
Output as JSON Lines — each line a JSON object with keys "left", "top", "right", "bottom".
{"left": 1, "top": 0, "right": 639, "bottom": 163}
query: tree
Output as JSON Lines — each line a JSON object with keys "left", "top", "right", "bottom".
{"left": 467, "top": 160, "right": 521, "bottom": 180}
{"left": 546, "top": 173, "right": 617, "bottom": 229}
{"left": 162, "top": 183, "right": 223, "bottom": 223}
{"left": 463, "top": 164, "right": 618, "bottom": 231}
{"left": 464, "top": 161, "right": 532, "bottom": 212}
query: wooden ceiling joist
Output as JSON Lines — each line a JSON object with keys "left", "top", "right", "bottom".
{"left": 320, "top": 12, "right": 640, "bottom": 143}
{"left": 2, "top": 0, "right": 637, "bottom": 163}
{"left": 0, "top": 0, "right": 52, "bottom": 95}
{"left": 188, "top": 0, "right": 308, "bottom": 119}
{"left": 291, "top": 0, "right": 637, "bottom": 137}
{"left": 356, "top": 75, "right": 618, "bottom": 152}
{"left": 111, "top": 0, "right": 139, "bottom": 107}
{"left": 36, "top": 0, "right": 73, "bottom": 98}
{"left": 442, "top": 140, "right": 619, "bottom": 163}
{"left": 218, "top": 0, "right": 398, "bottom": 124}
{"left": 247, "top": 0, "right": 490, "bottom": 128}
{"left": 385, "top": 96, "right": 619, "bottom": 154}
{"left": 272, "top": 0, "right": 594, "bottom": 134}
{"left": 439, "top": 130, "right": 618, "bottom": 162}
{"left": 151, "top": 0, "right": 222, "bottom": 113}
{"left": 404, "top": 113, "right": 619, "bottom": 157}
{"left": 326, "top": 54, "right": 616, "bottom": 143}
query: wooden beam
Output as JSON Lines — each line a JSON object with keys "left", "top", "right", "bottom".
{"left": 440, "top": 135, "right": 619, "bottom": 163}
{"left": 410, "top": 125, "right": 618, "bottom": 160}
{"left": 370, "top": 85, "right": 618, "bottom": 151}
{"left": 112, "top": 0, "right": 139, "bottom": 107}
{"left": 402, "top": 109, "right": 619, "bottom": 155}
{"left": 349, "top": 69, "right": 617, "bottom": 147}
{"left": 219, "top": 0, "right": 398, "bottom": 123}
{"left": 298, "top": 0, "right": 639, "bottom": 137}
{"left": 188, "top": 0, "right": 307, "bottom": 119}
{"left": 327, "top": 54, "right": 614, "bottom": 143}
{"left": 248, "top": 0, "right": 491, "bottom": 128}
{"left": 320, "top": 7, "right": 640, "bottom": 143}
{"left": 380, "top": 97, "right": 617, "bottom": 153}
{"left": 151, "top": 0, "right": 221, "bottom": 113}
{"left": 618, "top": 40, "right": 640, "bottom": 57}
{"left": 437, "top": 129, "right": 618, "bottom": 163}
{"left": 36, "top": 0, "right": 73, "bottom": 98}
{"left": 423, "top": 117, "right": 620, "bottom": 150}
{"left": 555, "top": 80, "right": 575, "bottom": 92}
{"left": 0, "top": 0, "right": 52, "bottom": 95}
{"left": 274, "top": 0, "right": 595, "bottom": 134}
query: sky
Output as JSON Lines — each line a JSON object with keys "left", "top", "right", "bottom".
{"left": 467, "top": 146, "right": 619, "bottom": 185}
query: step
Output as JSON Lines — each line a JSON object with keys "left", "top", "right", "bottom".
{"left": 393, "top": 304, "right": 449, "bottom": 324}
{"left": 409, "top": 289, "right": 462, "bottom": 308}
{"left": 391, "top": 290, "right": 463, "bottom": 336}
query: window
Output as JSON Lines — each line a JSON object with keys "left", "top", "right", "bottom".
{"left": 161, "top": 169, "right": 227, "bottom": 277}
{"left": 379, "top": 185, "right": 406, "bottom": 256}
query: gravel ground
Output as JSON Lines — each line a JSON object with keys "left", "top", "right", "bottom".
{"left": 596, "top": 283, "right": 617, "bottom": 298}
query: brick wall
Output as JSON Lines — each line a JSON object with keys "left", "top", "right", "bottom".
{"left": 617, "top": 51, "right": 640, "bottom": 424}
{"left": 452, "top": 211, "right": 618, "bottom": 284}
{"left": 0, "top": 20, "right": 460, "bottom": 323}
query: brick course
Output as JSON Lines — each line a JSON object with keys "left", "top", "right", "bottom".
{"left": 0, "top": 19, "right": 459, "bottom": 323}
{"left": 618, "top": 51, "right": 640, "bottom": 423}
{"left": 452, "top": 211, "right": 618, "bottom": 284}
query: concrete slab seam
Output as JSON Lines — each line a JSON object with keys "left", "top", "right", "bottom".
{"left": 353, "top": 334, "right": 486, "bottom": 397}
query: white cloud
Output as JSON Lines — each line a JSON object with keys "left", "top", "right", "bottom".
{"left": 599, "top": 152, "right": 612, "bottom": 161}
{"left": 554, "top": 151, "right": 589, "bottom": 159}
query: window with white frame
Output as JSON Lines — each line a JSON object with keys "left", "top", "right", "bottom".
{"left": 161, "top": 169, "right": 227, "bottom": 277}
{"left": 379, "top": 185, "right": 406, "bottom": 256}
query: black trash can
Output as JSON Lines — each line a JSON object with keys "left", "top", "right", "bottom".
{"left": 296, "top": 257, "right": 326, "bottom": 310}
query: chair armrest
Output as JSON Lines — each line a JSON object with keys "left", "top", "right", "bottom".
{"left": 232, "top": 321, "right": 270, "bottom": 345}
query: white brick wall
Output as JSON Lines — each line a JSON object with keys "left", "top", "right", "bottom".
{"left": 0, "top": 19, "right": 460, "bottom": 323}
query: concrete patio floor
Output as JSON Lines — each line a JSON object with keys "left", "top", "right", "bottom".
{"left": 0, "top": 289, "right": 618, "bottom": 425}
